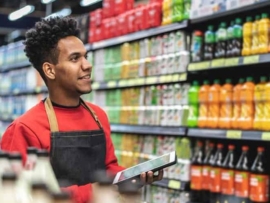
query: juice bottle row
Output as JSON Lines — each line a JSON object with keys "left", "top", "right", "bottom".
{"left": 93, "top": 31, "right": 188, "bottom": 81}
{"left": 0, "top": 40, "right": 27, "bottom": 68}
{"left": 111, "top": 133, "right": 192, "bottom": 182}
{"left": 0, "top": 94, "right": 47, "bottom": 119}
{"left": 187, "top": 77, "right": 270, "bottom": 130}
{"left": 0, "top": 68, "right": 45, "bottom": 94}
{"left": 191, "top": 141, "right": 269, "bottom": 203}
{"left": 0, "top": 121, "right": 10, "bottom": 138}
{"left": 191, "top": 13, "right": 270, "bottom": 62}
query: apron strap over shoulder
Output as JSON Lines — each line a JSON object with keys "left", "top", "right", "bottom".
{"left": 80, "top": 99, "right": 103, "bottom": 130}
{"left": 44, "top": 98, "right": 59, "bottom": 132}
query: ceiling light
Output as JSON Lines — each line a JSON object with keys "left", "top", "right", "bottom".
{"left": 80, "top": 0, "right": 101, "bottom": 7}
{"left": 41, "top": 0, "right": 56, "bottom": 4}
{"left": 45, "top": 7, "right": 72, "bottom": 18}
{"left": 8, "top": 5, "right": 35, "bottom": 21}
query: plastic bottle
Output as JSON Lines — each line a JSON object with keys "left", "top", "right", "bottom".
{"left": 190, "top": 141, "right": 204, "bottom": 202}
{"left": 187, "top": 81, "right": 200, "bottom": 127}
{"left": 251, "top": 15, "right": 261, "bottom": 55}
{"left": 209, "top": 144, "right": 225, "bottom": 203}
{"left": 233, "top": 18, "right": 243, "bottom": 57}
{"left": 258, "top": 13, "right": 269, "bottom": 54}
{"left": 242, "top": 17, "right": 253, "bottom": 56}
{"left": 235, "top": 146, "right": 250, "bottom": 203}
{"left": 232, "top": 78, "right": 245, "bottom": 129}
{"left": 215, "top": 22, "right": 227, "bottom": 58}
{"left": 0, "top": 151, "right": 11, "bottom": 175}
{"left": 218, "top": 79, "right": 233, "bottom": 129}
{"left": 51, "top": 191, "right": 73, "bottom": 203}
{"left": 254, "top": 76, "right": 267, "bottom": 130}
{"left": 198, "top": 80, "right": 210, "bottom": 128}
{"left": 262, "top": 77, "right": 270, "bottom": 130}
{"left": 9, "top": 152, "right": 23, "bottom": 175}
{"left": 0, "top": 172, "right": 18, "bottom": 203}
{"left": 208, "top": 80, "right": 221, "bottom": 128}
{"left": 32, "top": 150, "right": 60, "bottom": 193}
{"left": 204, "top": 25, "right": 215, "bottom": 60}
{"left": 202, "top": 143, "right": 215, "bottom": 203}
{"left": 221, "top": 145, "right": 236, "bottom": 203}
{"left": 249, "top": 147, "right": 269, "bottom": 203}
{"left": 240, "top": 77, "right": 255, "bottom": 130}
{"left": 25, "top": 147, "right": 38, "bottom": 170}
{"left": 191, "top": 31, "right": 204, "bottom": 62}
{"left": 31, "top": 182, "right": 51, "bottom": 203}
{"left": 226, "top": 21, "right": 234, "bottom": 57}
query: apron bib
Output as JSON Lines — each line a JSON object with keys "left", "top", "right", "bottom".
{"left": 44, "top": 98, "right": 106, "bottom": 186}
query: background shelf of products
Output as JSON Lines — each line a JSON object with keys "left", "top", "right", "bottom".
{"left": 2, "top": 0, "right": 270, "bottom": 202}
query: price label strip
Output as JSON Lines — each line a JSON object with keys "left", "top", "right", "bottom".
{"left": 225, "top": 57, "right": 240, "bottom": 66}
{"left": 168, "top": 180, "right": 181, "bottom": 190}
{"left": 91, "top": 82, "right": 100, "bottom": 90}
{"left": 135, "top": 78, "right": 145, "bottom": 85}
{"left": 118, "top": 80, "right": 128, "bottom": 87}
{"left": 226, "top": 130, "right": 242, "bottom": 139}
{"left": 146, "top": 76, "right": 158, "bottom": 84}
{"left": 261, "top": 132, "right": 270, "bottom": 141}
{"left": 211, "top": 58, "right": 225, "bottom": 68}
{"left": 107, "top": 81, "right": 117, "bottom": 88}
{"left": 243, "top": 55, "right": 259, "bottom": 64}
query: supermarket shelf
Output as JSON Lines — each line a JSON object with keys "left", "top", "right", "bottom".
{"left": 188, "top": 54, "right": 269, "bottom": 72}
{"left": 0, "top": 116, "right": 14, "bottom": 122}
{"left": 153, "top": 178, "right": 189, "bottom": 191}
{"left": 110, "top": 124, "right": 187, "bottom": 136}
{"left": 0, "top": 86, "right": 48, "bottom": 97}
{"left": 91, "top": 21, "right": 188, "bottom": 50}
{"left": 0, "top": 61, "right": 31, "bottom": 73}
{"left": 187, "top": 128, "right": 270, "bottom": 141}
{"left": 190, "top": 0, "right": 270, "bottom": 24}
{"left": 92, "top": 73, "right": 187, "bottom": 90}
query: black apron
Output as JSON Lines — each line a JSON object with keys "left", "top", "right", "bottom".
{"left": 44, "top": 98, "right": 106, "bottom": 187}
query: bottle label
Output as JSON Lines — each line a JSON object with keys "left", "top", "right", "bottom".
{"left": 234, "top": 171, "right": 249, "bottom": 197}
{"left": 210, "top": 167, "right": 221, "bottom": 192}
{"left": 191, "top": 165, "right": 202, "bottom": 190}
{"left": 250, "top": 174, "right": 269, "bottom": 202}
{"left": 221, "top": 169, "right": 234, "bottom": 195}
{"left": 202, "top": 166, "right": 210, "bottom": 190}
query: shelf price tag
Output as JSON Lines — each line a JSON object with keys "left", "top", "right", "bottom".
{"left": 135, "top": 78, "right": 145, "bottom": 85}
{"left": 107, "top": 81, "right": 117, "bottom": 88}
{"left": 35, "top": 86, "right": 42, "bottom": 93}
{"left": 146, "top": 76, "right": 157, "bottom": 84}
{"left": 159, "top": 75, "right": 167, "bottom": 83}
{"left": 243, "top": 55, "right": 259, "bottom": 64}
{"left": 118, "top": 80, "right": 128, "bottom": 87}
{"left": 226, "top": 130, "right": 242, "bottom": 139}
{"left": 211, "top": 58, "right": 225, "bottom": 68}
{"left": 197, "top": 61, "right": 210, "bottom": 70}
{"left": 179, "top": 73, "right": 187, "bottom": 81}
{"left": 91, "top": 82, "right": 100, "bottom": 89}
{"left": 172, "top": 74, "right": 179, "bottom": 82}
{"left": 225, "top": 57, "right": 239, "bottom": 66}
{"left": 188, "top": 63, "right": 196, "bottom": 71}
{"left": 261, "top": 132, "right": 270, "bottom": 141}
{"left": 168, "top": 180, "right": 181, "bottom": 190}
{"left": 128, "top": 79, "right": 136, "bottom": 86}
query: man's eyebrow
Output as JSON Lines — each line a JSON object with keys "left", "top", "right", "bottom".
{"left": 68, "top": 51, "right": 87, "bottom": 58}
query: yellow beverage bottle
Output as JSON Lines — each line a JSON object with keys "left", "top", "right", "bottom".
{"left": 253, "top": 76, "right": 266, "bottom": 130}
{"left": 251, "top": 15, "right": 261, "bottom": 55}
{"left": 262, "top": 77, "right": 270, "bottom": 130}
{"left": 242, "top": 16, "right": 253, "bottom": 56}
{"left": 258, "top": 13, "right": 270, "bottom": 54}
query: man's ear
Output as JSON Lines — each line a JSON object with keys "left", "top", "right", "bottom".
{"left": 43, "top": 62, "right": 56, "bottom": 80}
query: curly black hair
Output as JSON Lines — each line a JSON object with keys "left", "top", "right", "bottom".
{"left": 24, "top": 16, "right": 80, "bottom": 83}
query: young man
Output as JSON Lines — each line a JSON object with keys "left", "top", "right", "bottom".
{"left": 1, "top": 17, "right": 163, "bottom": 203}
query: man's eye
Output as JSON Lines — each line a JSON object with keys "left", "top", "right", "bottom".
{"left": 71, "top": 56, "right": 78, "bottom": 61}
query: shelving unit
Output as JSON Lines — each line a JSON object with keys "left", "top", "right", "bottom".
{"left": 0, "top": 61, "right": 31, "bottom": 73}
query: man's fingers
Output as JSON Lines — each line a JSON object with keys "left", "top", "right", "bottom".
{"left": 140, "top": 172, "right": 146, "bottom": 184}
{"left": 146, "top": 171, "right": 154, "bottom": 184}
{"left": 153, "top": 170, "right": 164, "bottom": 181}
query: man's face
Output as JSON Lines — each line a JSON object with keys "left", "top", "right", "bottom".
{"left": 54, "top": 36, "right": 92, "bottom": 96}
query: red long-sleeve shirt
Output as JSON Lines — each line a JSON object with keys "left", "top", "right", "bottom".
{"left": 1, "top": 101, "right": 124, "bottom": 203}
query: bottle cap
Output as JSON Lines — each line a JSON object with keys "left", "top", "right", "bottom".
{"left": 220, "top": 22, "right": 226, "bottom": 28}
{"left": 230, "top": 21, "right": 234, "bottom": 26}
{"left": 258, "top": 147, "right": 265, "bottom": 152}
{"left": 197, "top": 141, "right": 203, "bottom": 147}
{"left": 262, "top": 13, "right": 268, "bottom": 18}
{"left": 214, "top": 79, "right": 220, "bottom": 84}
{"left": 51, "top": 191, "right": 72, "bottom": 200}
{"left": 217, "top": 144, "right": 223, "bottom": 149}
{"left": 209, "top": 143, "right": 215, "bottom": 148}
{"left": 9, "top": 152, "right": 22, "bottom": 160}
{"left": 242, "top": 146, "right": 249, "bottom": 151}
{"left": 246, "top": 16, "right": 252, "bottom": 22}
{"left": 260, "top": 76, "right": 267, "bottom": 82}
{"left": 235, "top": 18, "right": 242, "bottom": 24}
{"left": 256, "top": 15, "right": 260, "bottom": 20}
{"left": 31, "top": 182, "right": 48, "bottom": 190}
{"left": 203, "top": 80, "right": 209, "bottom": 85}
{"left": 225, "top": 78, "right": 232, "bottom": 83}
{"left": 37, "top": 150, "right": 49, "bottom": 157}
{"left": 27, "top": 147, "right": 38, "bottom": 155}
{"left": 193, "top": 80, "right": 199, "bottom": 86}
{"left": 246, "top": 77, "right": 253, "bottom": 82}
{"left": 0, "top": 151, "right": 8, "bottom": 158}
{"left": 228, "top": 145, "right": 235, "bottom": 150}
{"left": 208, "top": 25, "right": 214, "bottom": 30}
{"left": 239, "top": 78, "right": 245, "bottom": 83}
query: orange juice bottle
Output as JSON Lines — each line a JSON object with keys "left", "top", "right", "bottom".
{"left": 242, "top": 16, "right": 253, "bottom": 56}
{"left": 240, "top": 77, "right": 255, "bottom": 130}
{"left": 198, "top": 80, "right": 210, "bottom": 128}
{"left": 251, "top": 15, "right": 261, "bottom": 55}
{"left": 258, "top": 13, "right": 269, "bottom": 54}
{"left": 218, "top": 79, "right": 233, "bottom": 129}
{"left": 253, "top": 76, "right": 267, "bottom": 130}
{"left": 208, "top": 79, "right": 221, "bottom": 128}
{"left": 262, "top": 77, "right": 270, "bottom": 130}
{"left": 232, "top": 78, "right": 244, "bottom": 129}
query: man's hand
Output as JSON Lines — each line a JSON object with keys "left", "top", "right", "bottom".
{"left": 139, "top": 170, "right": 164, "bottom": 185}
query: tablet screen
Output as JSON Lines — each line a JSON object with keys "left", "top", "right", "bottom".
{"left": 117, "top": 153, "right": 173, "bottom": 182}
